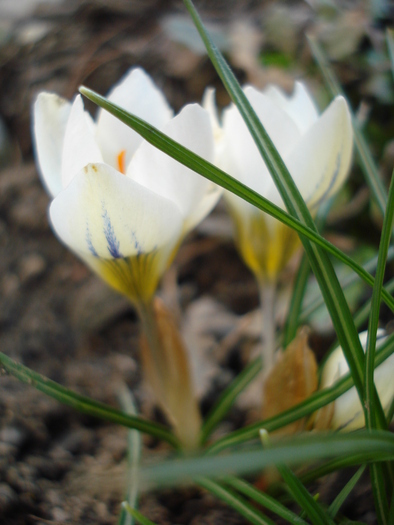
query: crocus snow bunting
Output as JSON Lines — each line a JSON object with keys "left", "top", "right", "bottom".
{"left": 33, "top": 68, "right": 222, "bottom": 450}
{"left": 206, "top": 81, "right": 353, "bottom": 376}
{"left": 33, "top": 68, "right": 222, "bottom": 304}
{"left": 206, "top": 81, "right": 353, "bottom": 284}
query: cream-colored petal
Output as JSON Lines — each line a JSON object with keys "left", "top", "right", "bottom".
{"left": 96, "top": 68, "right": 173, "bottom": 169}
{"left": 202, "top": 87, "right": 222, "bottom": 143}
{"left": 33, "top": 92, "right": 71, "bottom": 197}
{"left": 50, "top": 163, "right": 183, "bottom": 261}
{"left": 128, "top": 103, "right": 220, "bottom": 235}
{"left": 61, "top": 95, "right": 103, "bottom": 188}
{"left": 219, "top": 86, "right": 301, "bottom": 198}
{"left": 320, "top": 329, "right": 392, "bottom": 431}
{"left": 264, "top": 82, "right": 319, "bottom": 135}
{"left": 284, "top": 96, "right": 353, "bottom": 211}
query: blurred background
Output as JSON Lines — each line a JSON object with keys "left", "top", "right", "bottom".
{"left": 0, "top": 1, "right": 393, "bottom": 523}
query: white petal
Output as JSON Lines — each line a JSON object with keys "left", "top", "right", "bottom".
{"left": 202, "top": 87, "right": 222, "bottom": 142}
{"left": 61, "top": 95, "right": 103, "bottom": 188}
{"left": 128, "top": 103, "right": 220, "bottom": 235}
{"left": 219, "top": 87, "right": 301, "bottom": 198}
{"left": 284, "top": 96, "right": 353, "bottom": 210}
{"left": 50, "top": 163, "right": 183, "bottom": 260}
{"left": 320, "top": 329, "right": 391, "bottom": 430}
{"left": 33, "top": 93, "right": 71, "bottom": 197}
{"left": 96, "top": 68, "right": 174, "bottom": 169}
{"left": 264, "top": 82, "right": 319, "bottom": 134}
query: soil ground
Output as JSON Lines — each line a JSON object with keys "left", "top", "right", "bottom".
{"left": 0, "top": 0, "right": 392, "bottom": 523}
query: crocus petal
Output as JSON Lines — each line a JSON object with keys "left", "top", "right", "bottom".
{"left": 320, "top": 329, "right": 393, "bottom": 431}
{"left": 61, "top": 95, "right": 103, "bottom": 188}
{"left": 219, "top": 86, "right": 301, "bottom": 197}
{"left": 264, "top": 82, "right": 319, "bottom": 135}
{"left": 202, "top": 87, "right": 222, "bottom": 142}
{"left": 96, "top": 68, "right": 174, "bottom": 169}
{"left": 50, "top": 163, "right": 183, "bottom": 260}
{"left": 128, "top": 103, "right": 221, "bottom": 235}
{"left": 283, "top": 96, "right": 353, "bottom": 211}
{"left": 33, "top": 93, "right": 71, "bottom": 197}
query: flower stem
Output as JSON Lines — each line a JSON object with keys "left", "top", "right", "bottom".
{"left": 259, "top": 279, "right": 277, "bottom": 379}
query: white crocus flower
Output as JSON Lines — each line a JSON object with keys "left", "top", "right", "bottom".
{"left": 205, "top": 82, "right": 353, "bottom": 376}
{"left": 207, "top": 82, "right": 353, "bottom": 284}
{"left": 317, "top": 329, "right": 394, "bottom": 431}
{"left": 33, "top": 68, "right": 222, "bottom": 304}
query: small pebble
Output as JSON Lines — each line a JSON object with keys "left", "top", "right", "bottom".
{"left": 0, "top": 425, "right": 27, "bottom": 448}
{"left": 51, "top": 506, "right": 69, "bottom": 522}
{"left": 18, "top": 253, "right": 47, "bottom": 284}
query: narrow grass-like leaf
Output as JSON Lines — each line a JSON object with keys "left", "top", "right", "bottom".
{"left": 122, "top": 503, "right": 158, "bottom": 525}
{"left": 78, "top": 87, "right": 394, "bottom": 315}
{"left": 364, "top": 171, "right": 394, "bottom": 523}
{"left": 197, "top": 477, "right": 275, "bottom": 525}
{"left": 370, "top": 463, "right": 389, "bottom": 525}
{"left": 0, "top": 352, "right": 180, "bottom": 449}
{"left": 200, "top": 357, "right": 262, "bottom": 445}
{"left": 260, "top": 429, "right": 334, "bottom": 525}
{"left": 277, "top": 465, "right": 333, "bottom": 525}
{"left": 283, "top": 254, "right": 310, "bottom": 347}
{"left": 389, "top": 487, "right": 394, "bottom": 524}
{"left": 328, "top": 466, "right": 366, "bottom": 518}
{"left": 301, "top": 247, "right": 394, "bottom": 326}
{"left": 207, "top": 334, "right": 394, "bottom": 453}
{"left": 365, "top": 171, "right": 394, "bottom": 423}
{"left": 307, "top": 34, "right": 387, "bottom": 216}
{"left": 142, "top": 431, "right": 394, "bottom": 490}
{"left": 224, "top": 476, "right": 308, "bottom": 525}
{"left": 292, "top": 455, "right": 373, "bottom": 489}
{"left": 284, "top": 202, "right": 331, "bottom": 346}
{"left": 354, "top": 277, "right": 394, "bottom": 328}
{"left": 386, "top": 28, "right": 394, "bottom": 80}
{"left": 183, "top": 0, "right": 369, "bottom": 426}
{"left": 117, "top": 385, "right": 142, "bottom": 525}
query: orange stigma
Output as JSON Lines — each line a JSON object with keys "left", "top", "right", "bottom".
{"left": 117, "top": 149, "right": 126, "bottom": 174}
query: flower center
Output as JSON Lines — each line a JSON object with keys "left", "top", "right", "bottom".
{"left": 117, "top": 149, "right": 126, "bottom": 174}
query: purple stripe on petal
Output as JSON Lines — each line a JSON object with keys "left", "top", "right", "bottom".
{"left": 131, "top": 230, "right": 142, "bottom": 255}
{"left": 86, "top": 224, "right": 98, "bottom": 257}
{"left": 102, "top": 205, "right": 123, "bottom": 258}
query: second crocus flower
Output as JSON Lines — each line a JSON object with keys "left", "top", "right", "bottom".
{"left": 206, "top": 82, "right": 353, "bottom": 374}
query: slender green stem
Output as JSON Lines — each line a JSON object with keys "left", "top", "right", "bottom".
{"left": 284, "top": 254, "right": 310, "bottom": 347}
{"left": 117, "top": 385, "right": 141, "bottom": 525}
{"left": 260, "top": 280, "right": 277, "bottom": 377}
{"left": 387, "top": 29, "right": 394, "bottom": 80}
